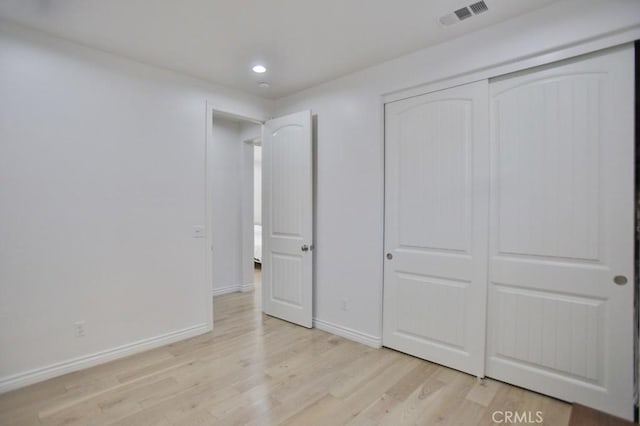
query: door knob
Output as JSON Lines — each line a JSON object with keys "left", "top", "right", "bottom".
{"left": 613, "top": 275, "right": 628, "bottom": 285}
{"left": 386, "top": 253, "right": 393, "bottom": 260}
{"left": 301, "top": 244, "right": 309, "bottom": 252}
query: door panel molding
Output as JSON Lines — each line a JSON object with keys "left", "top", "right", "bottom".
{"left": 383, "top": 80, "right": 490, "bottom": 378}
{"left": 262, "top": 110, "right": 313, "bottom": 328}
{"left": 486, "top": 46, "right": 634, "bottom": 420}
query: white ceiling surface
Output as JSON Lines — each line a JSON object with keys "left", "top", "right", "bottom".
{"left": 0, "top": 0, "right": 562, "bottom": 99}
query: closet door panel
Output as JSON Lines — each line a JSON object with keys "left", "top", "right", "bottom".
{"left": 486, "top": 45, "right": 634, "bottom": 420}
{"left": 383, "top": 80, "right": 489, "bottom": 377}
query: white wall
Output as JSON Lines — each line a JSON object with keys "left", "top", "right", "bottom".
{"left": 253, "top": 146, "right": 262, "bottom": 225}
{"left": 241, "top": 140, "right": 255, "bottom": 286}
{"left": 0, "top": 21, "right": 270, "bottom": 391}
{"left": 211, "top": 117, "right": 244, "bottom": 294}
{"left": 210, "top": 117, "right": 260, "bottom": 294}
{"left": 237, "top": 121, "right": 262, "bottom": 226}
{"left": 273, "top": 0, "right": 640, "bottom": 345}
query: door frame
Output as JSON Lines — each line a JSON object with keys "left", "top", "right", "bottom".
{"left": 205, "top": 103, "right": 265, "bottom": 330}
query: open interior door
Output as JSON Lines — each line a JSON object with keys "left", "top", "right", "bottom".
{"left": 262, "top": 110, "right": 313, "bottom": 328}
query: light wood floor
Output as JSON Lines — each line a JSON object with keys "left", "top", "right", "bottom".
{"left": 0, "top": 271, "right": 571, "bottom": 425}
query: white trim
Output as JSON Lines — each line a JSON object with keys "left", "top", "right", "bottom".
{"left": 383, "top": 25, "right": 640, "bottom": 104}
{"left": 204, "top": 100, "right": 214, "bottom": 333}
{"left": 0, "top": 323, "right": 209, "bottom": 394}
{"left": 313, "top": 318, "right": 382, "bottom": 348}
{"left": 212, "top": 284, "right": 242, "bottom": 296}
{"left": 212, "top": 283, "right": 255, "bottom": 297}
{"left": 377, "top": 94, "right": 386, "bottom": 346}
{"left": 243, "top": 136, "right": 261, "bottom": 146}
{"left": 240, "top": 282, "right": 255, "bottom": 293}
{"left": 241, "top": 138, "right": 257, "bottom": 292}
{"left": 211, "top": 109, "right": 264, "bottom": 125}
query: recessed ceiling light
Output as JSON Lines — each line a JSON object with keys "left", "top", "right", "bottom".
{"left": 258, "top": 82, "right": 270, "bottom": 88}
{"left": 252, "top": 65, "right": 267, "bottom": 73}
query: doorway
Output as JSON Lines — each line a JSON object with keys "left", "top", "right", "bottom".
{"left": 208, "top": 108, "right": 315, "bottom": 329}
{"left": 210, "top": 111, "right": 263, "bottom": 299}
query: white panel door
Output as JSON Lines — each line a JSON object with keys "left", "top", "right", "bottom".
{"left": 262, "top": 110, "right": 313, "bottom": 328}
{"left": 383, "top": 80, "right": 489, "bottom": 377}
{"left": 486, "top": 46, "right": 634, "bottom": 420}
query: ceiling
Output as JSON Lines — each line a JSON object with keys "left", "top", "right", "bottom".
{"left": 0, "top": 0, "right": 562, "bottom": 99}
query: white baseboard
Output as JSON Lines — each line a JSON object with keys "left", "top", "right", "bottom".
{"left": 240, "top": 282, "right": 254, "bottom": 293}
{"left": 313, "top": 318, "right": 382, "bottom": 348}
{"left": 0, "top": 323, "right": 210, "bottom": 394}
{"left": 213, "top": 283, "right": 254, "bottom": 297}
{"left": 212, "top": 284, "right": 240, "bottom": 296}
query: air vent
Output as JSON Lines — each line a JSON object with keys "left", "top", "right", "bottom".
{"left": 439, "top": 1, "right": 490, "bottom": 27}
{"left": 469, "top": 1, "right": 488, "bottom": 15}
{"left": 454, "top": 7, "right": 472, "bottom": 20}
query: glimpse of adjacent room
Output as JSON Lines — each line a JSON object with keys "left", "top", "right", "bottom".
{"left": 210, "top": 112, "right": 262, "bottom": 298}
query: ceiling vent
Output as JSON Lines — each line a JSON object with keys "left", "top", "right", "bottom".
{"left": 469, "top": 1, "right": 489, "bottom": 15}
{"left": 439, "top": 0, "right": 489, "bottom": 27}
{"left": 454, "top": 7, "right": 473, "bottom": 21}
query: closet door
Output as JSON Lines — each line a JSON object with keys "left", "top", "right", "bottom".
{"left": 383, "top": 80, "right": 489, "bottom": 377}
{"left": 486, "top": 45, "right": 634, "bottom": 420}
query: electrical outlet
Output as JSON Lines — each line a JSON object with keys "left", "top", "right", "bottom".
{"left": 341, "top": 298, "right": 349, "bottom": 311}
{"left": 74, "top": 321, "right": 86, "bottom": 338}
